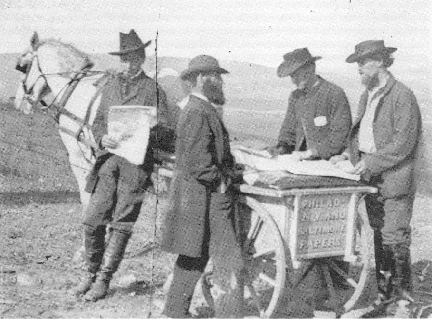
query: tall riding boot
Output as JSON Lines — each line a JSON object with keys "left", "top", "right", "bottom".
{"left": 374, "top": 233, "right": 394, "bottom": 301}
{"left": 84, "top": 230, "right": 131, "bottom": 302}
{"left": 390, "top": 243, "right": 413, "bottom": 298}
{"left": 362, "top": 234, "right": 395, "bottom": 318}
{"left": 71, "top": 225, "right": 106, "bottom": 297}
{"left": 381, "top": 243, "right": 416, "bottom": 317}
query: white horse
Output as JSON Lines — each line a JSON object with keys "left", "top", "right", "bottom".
{"left": 15, "top": 32, "right": 107, "bottom": 212}
{"left": 15, "top": 33, "right": 183, "bottom": 213}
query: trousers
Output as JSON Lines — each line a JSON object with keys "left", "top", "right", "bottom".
{"left": 83, "top": 155, "right": 152, "bottom": 232}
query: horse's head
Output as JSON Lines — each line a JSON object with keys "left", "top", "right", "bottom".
{"left": 15, "top": 32, "right": 50, "bottom": 114}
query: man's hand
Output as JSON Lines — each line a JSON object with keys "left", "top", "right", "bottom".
{"left": 267, "top": 145, "right": 285, "bottom": 157}
{"left": 101, "top": 135, "right": 120, "bottom": 149}
{"left": 291, "top": 149, "right": 317, "bottom": 161}
{"left": 351, "top": 160, "right": 367, "bottom": 175}
{"left": 329, "top": 154, "right": 347, "bottom": 164}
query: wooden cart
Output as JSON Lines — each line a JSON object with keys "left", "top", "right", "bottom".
{"left": 156, "top": 153, "right": 377, "bottom": 318}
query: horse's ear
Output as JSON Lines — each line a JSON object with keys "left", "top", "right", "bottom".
{"left": 30, "top": 32, "right": 39, "bottom": 50}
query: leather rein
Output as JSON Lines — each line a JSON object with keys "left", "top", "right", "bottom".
{"left": 18, "top": 52, "right": 109, "bottom": 151}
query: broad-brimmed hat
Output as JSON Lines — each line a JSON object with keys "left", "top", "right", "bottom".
{"left": 277, "top": 48, "right": 322, "bottom": 78}
{"left": 346, "top": 40, "right": 397, "bottom": 63}
{"left": 180, "top": 55, "right": 228, "bottom": 80}
{"left": 109, "top": 29, "right": 151, "bottom": 56}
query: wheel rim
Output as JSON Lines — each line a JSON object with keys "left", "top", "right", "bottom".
{"left": 241, "top": 196, "right": 287, "bottom": 318}
{"left": 341, "top": 206, "right": 372, "bottom": 311}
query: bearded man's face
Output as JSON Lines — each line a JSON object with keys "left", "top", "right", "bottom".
{"left": 357, "top": 58, "right": 381, "bottom": 90}
{"left": 203, "top": 74, "right": 225, "bottom": 105}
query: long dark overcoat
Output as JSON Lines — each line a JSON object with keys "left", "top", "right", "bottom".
{"left": 348, "top": 74, "right": 422, "bottom": 198}
{"left": 161, "top": 95, "right": 236, "bottom": 258}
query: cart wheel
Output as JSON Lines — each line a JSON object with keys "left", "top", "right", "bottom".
{"left": 340, "top": 205, "right": 373, "bottom": 311}
{"left": 310, "top": 204, "right": 373, "bottom": 313}
{"left": 201, "top": 196, "right": 286, "bottom": 318}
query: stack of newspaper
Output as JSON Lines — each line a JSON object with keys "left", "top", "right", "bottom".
{"left": 232, "top": 145, "right": 360, "bottom": 182}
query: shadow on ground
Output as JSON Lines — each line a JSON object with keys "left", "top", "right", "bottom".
{"left": 0, "top": 191, "right": 80, "bottom": 206}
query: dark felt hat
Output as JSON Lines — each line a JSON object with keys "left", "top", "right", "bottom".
{"left": 277, "top": 48, "right": 322, "bottom": 78}
{"left": 109, "top": 29, "right": 151, "bottom": 56}
{"left": 346, "top": 40, "right": 397, "bottom": 63}
{"left": 180, "top": 55, "right": 228, "bottom": 79}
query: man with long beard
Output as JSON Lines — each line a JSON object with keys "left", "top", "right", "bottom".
{"left": 161, "top": 55, "right": 243, "bottom": 318}
{"left": 332, "top": 40, "right": 422, "bottom": 317}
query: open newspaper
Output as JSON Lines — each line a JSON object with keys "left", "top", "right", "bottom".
{"left": 106, "top": 105, "right": 157, "bottom": 165}
{"left": 232, "top": 145, "right": 360, "bottom": 181}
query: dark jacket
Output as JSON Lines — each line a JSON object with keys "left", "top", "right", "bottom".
{"left": 85, "top": 71, "right": 172, "bottom": 192}
{"left": 277, "top": 76, "right": 352, "bottom": 159}
{"left": 348, "top": 74, "right": 422, "bottom": 198}
{"left": 161, "top": 95, "right": 235, "bottom": 258}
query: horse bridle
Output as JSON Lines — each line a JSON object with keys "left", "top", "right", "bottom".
{"left": 16, "top": 50, "right": 52, "bottom": 108}
{"left": 16, "top": 48, "right": 106, "bottom": 157}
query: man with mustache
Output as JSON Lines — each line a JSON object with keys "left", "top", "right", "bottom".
{"left": 269, "top": 48, "right": 352, "bottom": 161}
{"left": 71, "top": 30, "right": 173, "bottom": 302}
{"left": 161, "top": 55, "right": 243, "bottom": 318}
{"left": 332, "top": 40, "right": 422, "bottom": 317}
{"left": 270, "top": 48, "right": 353, "bottom": 311}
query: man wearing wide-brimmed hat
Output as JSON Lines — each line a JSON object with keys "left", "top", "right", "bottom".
{"left": 331, "top": 40, "right": 422, "bottom": 317}
{"left": 269, "top": 48, "right": 352, "bottom": 162}
{"left": 71, "top": 29, "right": 174, "bottom": 302}
{"left": 161, "top": 55, "right": 244, "bottom": 318}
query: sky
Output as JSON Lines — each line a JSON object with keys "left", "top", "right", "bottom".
{"left": 0, "top": 0, "right": 430, "bottom": 73}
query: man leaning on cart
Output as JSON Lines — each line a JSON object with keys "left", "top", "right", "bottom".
{"left": 331, "top": 40, "right": 422, "bottom": 317}
{"left": 269, "top": 47, "right": 354, "bottom": 310}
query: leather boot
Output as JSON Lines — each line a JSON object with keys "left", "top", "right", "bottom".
{"left": 384, "top": 243, "right": 415, "bottom": 317}
{"left": 375, "top": 235, "right": 394, "bottom": 301}
{"left": 71, "top": 225, "right": 106, "bottom": 297}
{"left": 84, "top": 230, "right": 131, "bottom": 302}
{"left": 362, "top": 235, "right": 395, "bottom": 318}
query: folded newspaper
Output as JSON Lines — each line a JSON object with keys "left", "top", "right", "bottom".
{"left": 232, "top": 146, "right": 360, "bottom": 181}
{"left": 106, "top": 105, "right": 157, "bottom": 165}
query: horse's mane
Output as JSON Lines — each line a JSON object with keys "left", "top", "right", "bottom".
{"left": 39, "top": 38, "right": 94, "bottom": 74}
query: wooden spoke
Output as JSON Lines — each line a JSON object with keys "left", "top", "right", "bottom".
{"left": 258, "top": 273, "right": 276, "bottom": 287}
{"left": 253, "top": 250, "right": 276, "bottom": 260}
{"left": 328, "top": 259, "right": 358, "bottom": 288}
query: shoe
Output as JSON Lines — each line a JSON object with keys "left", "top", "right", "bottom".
{"left": 84, "top": 272, "right": 110, "bottom": 302}
{"left": 361, "top": 294, "right": 394, "bottom": 318}
{"left": 70, "top": 272, "right": 96, "bottom": 297}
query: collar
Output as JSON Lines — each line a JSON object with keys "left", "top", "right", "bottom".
{"left": 190, "top": 92, "right": 209, "bottom": 102}
{"left": 121, "top": 69, "right": 144, "bottom": 81}
{"left": 178, "top": 93, "right": 221, "bottom": 110}
{"left": 292, "top": 75, "right": 322, "bottom": 97}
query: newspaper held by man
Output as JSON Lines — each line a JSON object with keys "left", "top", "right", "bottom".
{"left": 106, "top": 105, "right": 157, "bottom": 165}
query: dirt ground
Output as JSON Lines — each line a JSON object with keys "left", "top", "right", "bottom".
{"left": 1, "top": 104, "right": 432, "bottom": 318}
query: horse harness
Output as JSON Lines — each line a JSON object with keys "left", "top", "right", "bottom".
{"left": 17, "top": 51, "right": 109, "bottom": 152}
